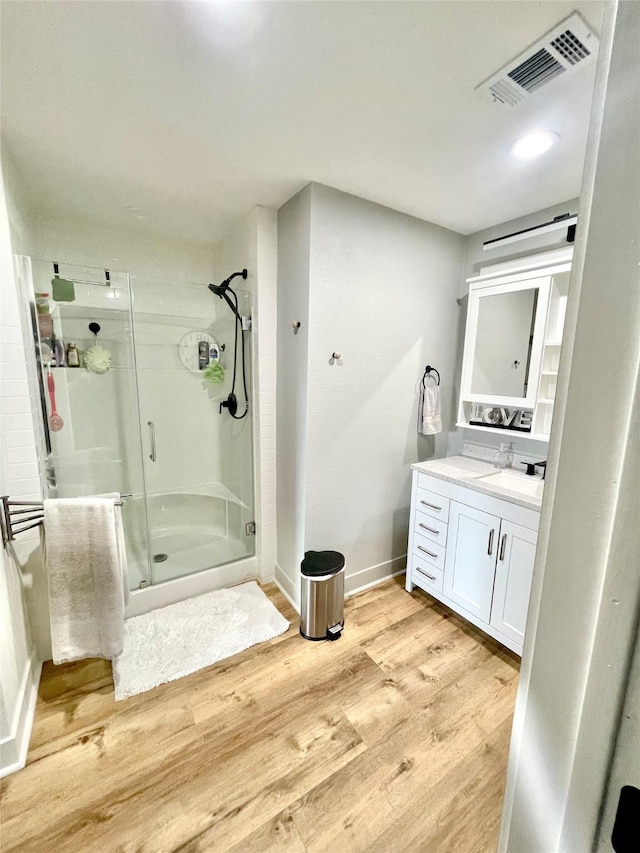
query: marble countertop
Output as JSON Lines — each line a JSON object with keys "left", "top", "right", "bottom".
{"left": 411, "top": 455, "right": 543, "bottom": 511}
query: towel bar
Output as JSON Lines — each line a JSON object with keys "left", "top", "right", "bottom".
{"left": 1, "top": 494, "right": 129, "bottom": 546}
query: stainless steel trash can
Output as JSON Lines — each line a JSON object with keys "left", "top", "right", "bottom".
{"left": 300, "top": 550, "right": 345, "bottom": 641}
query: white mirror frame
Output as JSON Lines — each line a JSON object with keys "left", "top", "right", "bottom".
{"left": 461, "top": 273, "right": 552, "bottom": 409}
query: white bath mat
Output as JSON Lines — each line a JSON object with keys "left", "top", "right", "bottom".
{"left": 112, "top": 582, "right": 289, "bottom": 700}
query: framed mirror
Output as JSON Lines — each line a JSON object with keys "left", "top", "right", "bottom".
{"left": 461, "top": 275, "right": 552, "bottom": 409}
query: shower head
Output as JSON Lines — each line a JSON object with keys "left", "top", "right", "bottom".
{"left": 208, "top": 269, "right": 248, "bottom": 321}
{"left": 208, "top": 268, "right": 247, "bottom": 297}
{"left": 208, "top": 283, "right": 227, "bottom": 297}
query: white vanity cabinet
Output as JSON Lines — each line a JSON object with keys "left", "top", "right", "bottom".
{"left": 444, "top": 503, "right": 501, "bottom": 623}
{"left": 489, "top": 520, "right": 537, "bottom": 647}
{"left": 406, "top": 470, "right": 540, "bottom": 655}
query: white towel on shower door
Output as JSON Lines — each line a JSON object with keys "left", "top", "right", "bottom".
{"left": 44, "top": 494, "right": 128, "bottom": 664}
{"left": 419, "top": 384, "right": 442, "bottom": 435}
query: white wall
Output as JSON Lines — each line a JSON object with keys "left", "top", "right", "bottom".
{"left": 277, "top": 183, "right": 465, "bottom": 604}
{"left": 0, "top": 152, "right": 43, "bottom": 776}
{"left": 32, "top": 216, "right": 216, "bottom": 284}
{"left": 216, "top": 206, "right": 279, "bottom": 583}
{"left": 500, "top": 1, "right": 640, "bottom": 849}
{"left": 250, "top": 208, "right": 278, "bottom": 581}
{"left": 276, "top": 188, "right": 311, "bottom": 605}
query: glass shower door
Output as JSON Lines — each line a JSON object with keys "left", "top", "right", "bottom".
{"left": 27, "top": 258, "right": 152, "bottom": 590}
{"left": 129, "top": 274, "right": 255, "bottom": 585}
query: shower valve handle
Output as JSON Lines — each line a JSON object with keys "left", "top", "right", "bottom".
{"left": 220, "top": 393, "right": 238, "bottom": 417}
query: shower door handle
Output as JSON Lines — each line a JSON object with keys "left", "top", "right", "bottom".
{"left": 148, "top": 421, "right": 157, "bottom": 462}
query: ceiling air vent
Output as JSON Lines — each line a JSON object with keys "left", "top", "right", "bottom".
{"left": 476, "top": 12, "right": 599, "bottom": 106}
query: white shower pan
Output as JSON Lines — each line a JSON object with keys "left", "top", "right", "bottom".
{"left": 124, "top": 489, "right": 257, "bottom": 617}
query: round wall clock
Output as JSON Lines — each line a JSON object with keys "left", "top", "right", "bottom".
{"left": 178, "top": 331, "right": 221, "bottom": 372}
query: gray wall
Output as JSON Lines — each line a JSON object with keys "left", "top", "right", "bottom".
{"left": 277, "top": 183, "right": 464, "bottom": 602}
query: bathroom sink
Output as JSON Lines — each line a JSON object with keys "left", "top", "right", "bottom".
{"left": 477, "top": 470, "right": 544, "bottom": 500}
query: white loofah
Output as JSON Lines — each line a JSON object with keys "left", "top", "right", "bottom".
{"left": 84, "top": 344, "right": 112, "bottom": 374}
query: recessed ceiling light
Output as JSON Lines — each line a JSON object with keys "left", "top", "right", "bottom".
{"left": 124, "top": 206, "right": 149, "bottom": 219}
{"left": 511, "top": 131, "right": 560, "bottom": 160}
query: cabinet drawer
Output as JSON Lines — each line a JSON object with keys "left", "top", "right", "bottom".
{"left": 415, "top": 487, "right": 450, "bottom": 522}
{"left": 410, "top": 555, "right": 444, "bottom": 594}
{"left": 413, "top": 532, "right": 446, "bottom": 571}
{"left": 414, "top": 508, "right": 448, "bottom": 546}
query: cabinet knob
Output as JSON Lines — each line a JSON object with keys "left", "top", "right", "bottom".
{"left": 332, "top": 351, "right": 342, "bottom": 360}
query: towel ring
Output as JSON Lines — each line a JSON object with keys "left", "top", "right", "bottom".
{"left": 422, "top": 365, "right": 440, "bottom": 387}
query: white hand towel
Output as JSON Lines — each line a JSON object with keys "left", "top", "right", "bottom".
{"left": 44, "top": 494, "right": 128, "bottom": 664}
{"left": 419, "top": 384, "right": 442, "bottom": 435}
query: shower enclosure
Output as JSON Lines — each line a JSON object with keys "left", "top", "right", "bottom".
{"left": 22, "top": 257, "right": 255, "bottom": 592}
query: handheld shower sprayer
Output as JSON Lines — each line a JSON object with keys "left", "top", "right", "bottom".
{"left": 208, "top": 268, "right": 247, "bottom": 296}
{"left": 208, "top": 268, "right": 250, "bottom": 419}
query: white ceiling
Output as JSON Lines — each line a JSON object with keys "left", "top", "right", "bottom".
{"left": 0, "top": 0, "right": 603, "bottom": 244}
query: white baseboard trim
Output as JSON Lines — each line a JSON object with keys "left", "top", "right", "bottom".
{"left": 346, "top": 569, "right": 406, "bottom": 599}
{"left": 274, "top": 556, "right": 407, "bottom": 614}
{"left": 275, "top": 564, "right": 300, "bottom": 613}
{"left": 0, "top": 654, "right": 42, "bottom": 779}
{"left": 345, "top": 555, "right": 407, "bottom": 598}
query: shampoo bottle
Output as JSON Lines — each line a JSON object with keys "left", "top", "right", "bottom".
{"left": 66, "top": 342, "right": 80, "bottom": 367}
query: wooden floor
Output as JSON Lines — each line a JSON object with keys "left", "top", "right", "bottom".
{"left": 1, "top": 578, "right": 519, "bottom": 853}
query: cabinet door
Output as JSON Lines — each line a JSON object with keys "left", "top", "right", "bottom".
{"left": 443, "top": 502, "right": 500, "bottom": 623}
{"left": 490, "top": 520, "right": 537, "bottom": 647}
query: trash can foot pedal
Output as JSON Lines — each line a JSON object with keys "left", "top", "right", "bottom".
{"left": 327, "top": 624, "right": 343, "bottom": 641}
